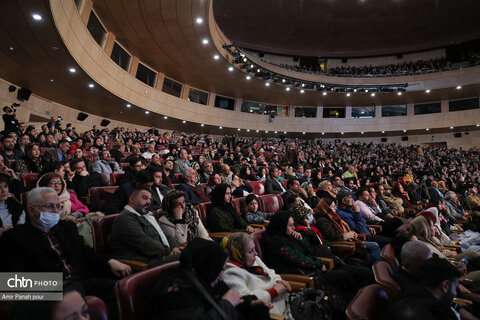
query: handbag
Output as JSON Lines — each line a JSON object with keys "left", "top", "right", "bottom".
{"left": 289, "top": 288, "right": 333, "bottom": 320}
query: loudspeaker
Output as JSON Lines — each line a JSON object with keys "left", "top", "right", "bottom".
{"left": 453, "top": 132, "right": 462, "bottom": 138}
{"left": 8, "top": 85, "right": 16, "bottom": 92}
{"left": 381, "top": 137, "right": 388, "bottom": 142}
{"left": 100, "top": 119, "right": 110, "bottom": 127}
{"left": 17, "top": 87, "right": 32, "bottom": 101}
{"left": 401, "top": 136, "right": 408, "bottom": 141}
{"left": 77, "top": 112, "right": 88, "bottom": 121}
{"left": 258, "top": 52, "right": 264, "bottom": 58}
{"left": 341, "top": 58, "right": 348, "bottom": 63}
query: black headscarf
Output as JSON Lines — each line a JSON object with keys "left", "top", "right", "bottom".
{"left": 266, "top": 210, "right": 291, "bottom": 236}
{"left": 210, "top": 183, "right": 236, "bottom": 212}
{"left": 180, "top": 237, "right": 227, "bottom": 284}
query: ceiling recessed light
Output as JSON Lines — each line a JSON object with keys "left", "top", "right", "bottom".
{"left": 426, "top": 128, "right": 429, "bottom": 131}
{"left": 164, "top": 116, "right": 168, "bottom": 119}
{"left": 201, "top": 124, "right": 204, "bottom": 127}
{"left": 302, "top": 132, "right": 305, "bottom": 135}
{"left": 196, "top": 17, "right": 203, "bottom": 24}
{"left": 265, "top": 131, "right": 269, "bottom": 133}
{"left": 282, "top": 79, "right": 286, "bottom": 83}
{"left": 477, "top": 124, "right": 480, "bottom": 127}
{"left": 51, "top": 46, "right": 58, "bottom": 51}
{"left": 300, "top": 89, "right": 305, "bottom": 93}
{"left": 382, "top": 131, "right": 385, "bottom": 133}
{"left": 228, "top": 66, "right": 234, "bottom": 72}
{"left": 301, "top": 83, "right": 305, "bottom": 87}
{"left": 247, "top": 129, "right": 250, "bottom": 132}
{"left": 246, "top": 76, "right": 251, "bottom": 80}
{"left": 68, "top": 67, "right": 76, "bottom": 73}
{"left": 361, "top": 132, "right": 364, "bottom": 134}
{"left": 202, "top": 39, "right": 209, "bottom": 45}
{"left": 88, "top": 83, "right": 94, "bottom": 88}
{"left": 219, "top": 126, "right": 222, "bottom": 129}
{"left": 9, "top": 47, "right": 14, "bottom": 51}
{"left": 237, "top": 128, "right": 241, "bottom": 131}
{"left": 284, "top": 131, "right": 287, "bottom": 134}
{"left": 182, "top": 120, "right": 186, "bottom": 124}
{"left": 341, "top": 132, "right": 344, "bottom": 135}
{"left": 145, "top": 90, "right": 148, "bottom": 94}
{"left": 371, "top": 93, "right": 376, "bottom": 97}
{"left": 256, "top": 130, "right": 259, "bottom": 133}
{"left": 322, "top": 92, "right": 327, "bottom": 96}
{"left": 213, "top": 54, "right": 219, "bottom": 60}
{"left": 126, "top": 104, "right": 131, "bottom": 107}
{"left": 286, "top": 87, "right": 290, "bottom": 91}
{"left": 450, "top": 126, "right": 454, "bottom": 129}
{"left": 249, "top": 110, "right": 253, "bottom": 112}
{"left": 425, "top": 89, "right": 431, "bottom": 93}
{"left": 346, "top": 93, "right": 351, "bottom": 97}
{"left": 50, "top": 79, "right": 54, "bottom": 82}
{"left": 365, "top": 89, "right": 369, "bottom": 93}
{"left": 250, "top": 64, "right": 254, "bottom": 68}
{"left": 265, "top": 82, "right": 270, "bottom": 87}
{"left": 403, "top": 129, "right": 407, "bottom": 133}
{"left": 32, "top": 14, "right": 42, "bottom": 21}
{"left": 353, "top": 89, "right": 357, "bottom": 92}
{"left": 257, "top": 68, "right": 261, "bottom": 73}
{"left": 274, "top": 131, "right": 278, "bottom": 133}
{"left": 243, "top": 58, "right": 247, "bottom": 62}
{"left": 456, "top": 85, "right": 462, "bottom": 89}
{"left": 321, "top": 132, "right": 325, "bottom": 135}
{"left": 397, "top": 92, "right": 402, "bottom": 96}
{"left": 145, "top": 111, "right": 150, "bottom": 114}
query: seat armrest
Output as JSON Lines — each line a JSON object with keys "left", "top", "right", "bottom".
{"left": 270, "top": 313, "right": 285, "bottom": 320}
{"left": 117, "top": 259, "right": 148, "bottom": 273}
{"left": 357, "top": 233, "right": 368, "bottom": 241}
{"left": 454, "top": 297, "right": 473, "bottom": 308}
{"left": 249, "top": 223, "right": 266, "bottom": 230}
{"left": 369, "top": 225, "right": 383, "bottom": 232}
{"left": 317, "top": 257, "right": 334, "bottom": 270}
{"left": 279, "top": 274, "right": 314, "bottom": 289}
{"left": 330, "top": 242, "right": 355, "bottom": 259}
{"left": 444, "top": 245, "right": 462, "bottom": 253}
{"left": 208, "top": 232, "right": 233, "bottom": 242}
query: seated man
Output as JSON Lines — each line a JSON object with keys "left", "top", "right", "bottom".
{"left": 466, "top": 184, "right": 480, "bottom": 212}
{"left": 281, "top": 178, "right": 310, "bottom": 211}
{"left": 116, "top": 156, "right": 144, "bottom": 186}
{"left": 67, "top": 158, "right": 108, "bottom": 199}
{"left": 0, "top": 134, "right": 24, "bottom": 161}
{"left": 265, "top": 166, "right": 286, "bottom": 195}
{"left": 428, "top": 181, "right": 445, "bottom": 206}
{"left": 91, "top": 150, "right": 123, "bottom": 184}
{"left": 177, "top": 167, "right": 210, "bottom": 205}
{"left": 393, "top": 240, "right": 432, "bottom": 292}
{"left": 110, "top": 186, "right": 180, "bottom": 267}
{"left": 173, "top": 149, "right": 190, "bottom": 174}
{"left": 0, "top": 187, "right": 131, "bottom": 316}
{"left": 384, "top": 256, "right": 462, "bottom": 320}
{"left": 42, "top": 138, "right": 69, "bottom": 164}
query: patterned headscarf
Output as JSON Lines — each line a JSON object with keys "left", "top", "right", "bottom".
{"left": 223, "top": 233, "right": 269, "bottom": 278}
{"left": 289, "top": 204, "right": 311, "bottom": 226}
{"left": 162, "top": 189, "right": 200, "bottom": 242}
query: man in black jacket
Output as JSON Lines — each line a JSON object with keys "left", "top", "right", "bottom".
{"left": 265, "top": 166, "right": 286, "bottom": 195}
{"left": 0, "top": 187, "right": 131, "bottom": 316}
{"left": 67, "top": 158, "right": 108, "bottom": 199}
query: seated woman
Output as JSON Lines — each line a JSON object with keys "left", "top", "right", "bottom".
{"left": 244, "top": 194, "right": 274, "bottom": 224}
{"left": 206, "top": 183, "right": 254, "bottom": 233}
{"left": 316, "top": 180, "right": 337, "bottom": 204}
{"left": 301, "top": 181, "right": 321, "bottom": 208}
{"left": 13, "top": 143, "right": 43, "bottom": 174}
{"left": 148, "top": 238, "right": 262, "bottom": 320}
{"left": 37, "top": 172, "right": 89, "bottom": 221}
{"left": 392, "top": 182, "right": 418, "bottom": 214}
{"left": 223, "top": 233, "right": 291, "bottom": 316}
{"left": 158, "top": 189, "right": 211, "bottom": 246}
{"left": 206, "top": 173, "right": 221, "bottom": 196}
{"left": 230, "top": 174, "right": 253, "bottom": 198}
{"left": 239, "top": 165, "right": 257, "bottom": 182}
{"left": 0, "top": 174, "right": 25, "bottom": 235}
{"left": 263, "top": 211, "right": 366, "bottom": 308}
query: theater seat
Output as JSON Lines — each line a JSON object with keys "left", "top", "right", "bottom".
{"left": 109, "top": 172, "right": 122, "bottom": 185}
{"left": 372, "top": 261, "right": 401, "bottom": 301}
{"left": 346, "top": 284, "right": 389, "bottom": 320}
{"left": 380, "top": 244, "right": 399, "bottom": 270}
{"left": 258, "top": 194, "right": 283, "bottom": 214}
{"left": 20, "top": 173, "right": 39, "bottom": 190}
{"left": 195, "top": 202, "right": 211, "bottom": 223}
{"left": 86, "top": 296, "right": 109, "bottom": 320}
{"left": 115, "top": 261, "right": 180, "bottom": 320}
{"left": 247, "top": 181, "right": 265, "bottom": 195}
{"left": 89, "top": 186, "right": 118, "bottom": 212}
{"left": 174, "top": 173, "right": 183, "bottom": 182}
{"left": 231, "top": 198, "right": 242, "bottom": 215}
{"left": 91, "top": 214, "right": 118, "bottom": 254}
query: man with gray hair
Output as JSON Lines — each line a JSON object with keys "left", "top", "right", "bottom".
{"left": 177, "top": 167, "right": 209, "bottom": 205}
{"left": 444, "top": 191, "right": 468, "bottom": 220}
{"left": 0, "top": 187, "right": 132, "bottom": 317}
{"left": 394, "top": 240, "right": 432, "bottom": 293}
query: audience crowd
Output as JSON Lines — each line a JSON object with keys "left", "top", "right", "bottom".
{"left": 1, "top": 112, "right": 480, "bottom": 319}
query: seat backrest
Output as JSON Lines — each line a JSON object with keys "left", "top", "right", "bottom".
{"left": 198, "top": 183, "right": 207, "bottom": 193}
{"left": 20, "top": 173, "right": 39, "bottom": 190}
{"left": 174, "top": 173, "right": 183, "bottom": 182}
{"left": 231, "top": 198, "right": 242, "bottom": 216}
{"left": 251, "top": 229, "right": 266, "bottom": 260}
{"left": 110, "top": 172, "right": 122, "bottom": 186}
{"left": 247, "top": 181, "right": 265, "bottom": 195}
{"left": 86, "top": 296, "right": 109, "bottom": 320}
{"left": 91, "top": 214, "right": 119, "bottom": 254}
{"left": 89, "top": 186, "right": 118, "bottom": 212}
{"left": 115, "top": 261, "right": 180, "bottom": 320}
{"left": 372, "top": 261, "right": 401, "bottom": 301}
{"left": 346, "top": 284, "right": 389, "bottom": 320}
{"left": 259, "top": 194, "right": 283, "bottom": 213}
{"left": 195, "top": 202, "right": 211, "bottom": 223}
{"left": 119, "top": 163, "right": 130, "bottom": 170}
{"left": 380, "top": 244, "right": 399, "bottom": 271}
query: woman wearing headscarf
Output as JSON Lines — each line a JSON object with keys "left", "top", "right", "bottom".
{"left": 148, "top": 238, "right": 242, "bottom": 320}
{"left": 223, "top": 233, "right": 290, "bottom": 316}
{"left": 239, "top": 166, "right": 257, "bottom": 182}
{"left": 301, "top": 181, "right": 321, "bottom": 209}
{"left": 190, "top": 161, "right": 202, "bottom": 186}
{"left": 158, "top": 189, "right": 211, "bottom": 246}
{"left": 206, "top": 184, "right": 254, "bottom": 233}
{"left": 316, "top": 180, "right": 337, "bottom": 205}
{"left": 36, "top": 172, "right": 89, "bottom": 221}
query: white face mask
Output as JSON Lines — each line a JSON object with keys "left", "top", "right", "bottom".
{"left": 38, "top": 211, "right": 60, "bottom": 228}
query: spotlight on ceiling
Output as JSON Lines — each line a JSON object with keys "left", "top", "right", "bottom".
{"left": 425, "top": 89, "right": 431, "bottom": 93}
{"left": 300, "top": 89, "right": 305, "bottom": 94}
{"left": 195, "top": 17, "right": 203, "bottom": 24}
{"left": 456, "top": 85, "right": 462, "bottom": 89}
{"left": 32, "top": 14, "right": 42, "bottom": 21}
{"left": 228, "top": 66, "right": 234, "bottom": 72}
{"left": 69, "top": 68, "right": 76, "bottom": 73}
{"left": 202, "top": 39, "right": 209, "bottom": 45}
{"left": 145, "top": 111, "right": 150, "bottom": 114}
{"left": 246, "top": 76, "right": 251, "bottom": 80}
{"left": 213, "top": 55, "right": 219, "bottom": 60}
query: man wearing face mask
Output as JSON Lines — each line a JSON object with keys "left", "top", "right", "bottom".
{"left": 110, "top": 186, "right": 180, "bottom": 267}
{"left": 0, "top": 187, "right": 132, "bottom": 317}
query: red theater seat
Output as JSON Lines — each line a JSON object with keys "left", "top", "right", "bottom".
{"left": 247, "top": 181, "right": 265, "bottom": 195}
{"left": 372, "top": 261, "right": 401, "bottom": 301}
{"left": 86, "top": 296, "right": 109, "bottom": 320}
{"left": 109, "top": 172, "right": 122, "bottom": 185}
{"left": 115, "top": 261, "right": 180, "bottom": 320}
{"left": 89, "top": 186, "right": 118, "bottom": 212}
{"left": 346, "top": 284, "right": 389, "bottom": 320}
{"left": 20, "top": 173, "right": 39, "bottom": 190}
{"left": 380, "top": 244, "right": 399, "bottom": 270}
{"left": 91, "top": 214, "right": 118, "bottom": 254}
{"left": 195, "top": 202, "right": 211, "bottom": 223}
{"left": 258, "top": 194, "right": 283, "bottom": 214}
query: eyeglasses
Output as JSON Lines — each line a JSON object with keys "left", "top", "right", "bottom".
{"left": 48, "top": 181, "right": 62, "bottom": 185}
{"left": 35, "top": 203, "right": 63, "bottom": 210}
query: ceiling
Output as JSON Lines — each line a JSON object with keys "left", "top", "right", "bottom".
{"left": 213, "top": 0, "right": 480, "bottom": 58}
{"left": 0, "top": 0, "right": 478, "bottom": 138}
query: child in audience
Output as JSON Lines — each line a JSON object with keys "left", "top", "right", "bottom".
{"left": 245, "top": 194, "right": 274, "bottom": 223}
